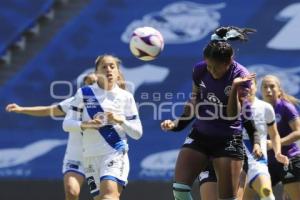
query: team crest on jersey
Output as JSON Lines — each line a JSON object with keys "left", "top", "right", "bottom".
{"left": 224, "top": 85, "right": 231, "bottom": 96}
{"left": 275, "top": 113, "right": 282, "bottom": 123}
{"left": 207, "top": 93, "right": 221, "bottom": 104}
{"left": 93, "top": 112, "right": 107, "bottom": 125}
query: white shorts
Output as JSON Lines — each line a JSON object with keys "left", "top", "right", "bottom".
{"left": 247, "top": 160, "right": 270, "bottom": 187}
{"left": 83, "top": 150, "right": 129, "bottom": 196}
{"left": 62, "top": 133, "right": 85, "bottom": 177}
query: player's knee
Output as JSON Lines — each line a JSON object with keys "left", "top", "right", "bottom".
{"left": 65, "top": 183, "right": 80, "bottom": 200}
{"left": 173, "top": 182, "right": 193, "bottom": 200}
{"left": 100, "top": 193, "right": 120, "bottom": 200}
{"left": 65, "top": 187, "right": 80, "bottom": 200}
{"left": 259, "top": 186, "right": 275, "bottom": 200}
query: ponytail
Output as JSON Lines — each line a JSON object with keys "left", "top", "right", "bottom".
{"left": 204, "top": 26, "right": 256, "bottom": 64}
{"left": 211, "top": 26, "right": 256, "bottom": 41}
{"left": 118, "top": 71, "right": 127, "bottom": 90}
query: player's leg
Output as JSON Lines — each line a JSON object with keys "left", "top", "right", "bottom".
{"left": 283, "top": 182, "right": 300, "bottom": 200}
{"left": 99, "top": 180, "right": 123, "bottom": 200}
{"left": 63, "top": 172, "right": 85, "bottom": 200}
{"left": 213, "top": 134, "right": 244, "bottom": 200}
{"left": 83, "top": 156, "right": 101, "bottom": 200}
{"left": 62, "top": 153, "right": 85, "bottom": 200}
{"left": 62, "top": 133, "right": 86, "bottom": 200}
{"left": 99, "top": 150, "right": 129, "bottom": 200}
{"left": 251, "top": 174, "right": 275, "bottom": 200}
{"left": 213, "top": 157, "right": 243, "bottom": 200}
{"left": 173, "top": 129, "right": 210, "bottom": 200}
{"left": 237, "top": 170, "right": 246, "bottom": 200}
{"left": 173, "top": 147, "right": 208, "bottom": 200}
{"left": 200, "top": 182, "right": 218, "bottom": 200}
{"left": 198, "top": 162, "right": 218, "bottom": 200}
{"left": 242, "top": 184, "right": 257, "bottom": 200}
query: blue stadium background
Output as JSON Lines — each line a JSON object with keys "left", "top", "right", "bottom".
{"left": 0, "top": 0, "right": 300, "bottom": 191}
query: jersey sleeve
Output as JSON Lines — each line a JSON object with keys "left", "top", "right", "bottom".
{"left": 120, "top": 94, "right": 143, "bottom": 140}
{"left": 57, "top": 97, "right": 74, "bottom": 114}
{"left": 264, "top": 103, "right": 276, "bottom": 125}
{"left": 62, "top": 89, "right": 84, "bottom": 133}
{"left": 284, "top": 101, "right": 300, "bottom": 123}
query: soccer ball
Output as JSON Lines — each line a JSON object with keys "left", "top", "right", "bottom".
{"left": 129, "top": 27, "right": 164, "bottom": 61}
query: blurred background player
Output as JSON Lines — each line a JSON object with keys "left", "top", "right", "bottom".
{"left": 63, "top": 54, "right": 143, "bottom": 200}
{"left": 5, "top": 73, "right": 97, "bottom": 200}
{"left": 261, "top": 75, "right": 300, "bottom": 200}
{"left": 161, "top": 26, "right": 256, "bottom": 200}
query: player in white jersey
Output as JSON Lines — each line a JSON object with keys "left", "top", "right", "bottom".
{"left": 242, "top": 79, "right": 288, "bottom": 200}
{"left": 5, "top": 73, "right": 97, "bottom": 200}
{"left": 63, "top": 55, "right": 143, "bottom": 200}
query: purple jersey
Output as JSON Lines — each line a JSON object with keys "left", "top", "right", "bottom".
{"left": 274, "top": 99, "right": 300, "bottom": 157}
{"left": 192, "top": 60, "right": 250, "bottom": 139}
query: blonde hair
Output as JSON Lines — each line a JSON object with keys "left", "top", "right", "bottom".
{"left": 94, "top": 54, "right": 126, "bottom": 90}
{"left": 261, "top": 75, "right": 300, "bottom": 105}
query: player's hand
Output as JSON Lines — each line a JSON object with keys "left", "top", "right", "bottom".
{"left": 106, "top": 112, "right": 124, "bottom": 125}
{"left": 232, "top": 73, "right": 256, "bottom": 87}
{"left": 81, "top": 119, "right": 102, "bottom": 130}
{"left": 252, "top": 143, "right": 263, "bottom": 159}
{"left": 161, "top": 120, "right": 175, "bottom": 131}
{"left": 5, "top": 103, "right": 23, "bottom": 113}
{"left": 267, "top": 140, "right": 272, "bottom": 150}
{"left": 275, "top": 153, "right": 289, "bottom": 167}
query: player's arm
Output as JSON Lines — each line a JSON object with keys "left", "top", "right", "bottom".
{"left": 268, "top": 123, "right": 289, "bottom": 165}
{"left": 107, "top": 94, "right": 143, "bottom": 140}
{"left": 62, "top": 89, "right": 102, "bottom": 132}
{"left": 161, "top": 83, "right": 197, "bottom": 132}
{"left": 227, "top": 73, "right": 255, "bottom": 118}
{"left": 6, "top": 103, "right": 65, "bottom": 117}
{"left": 267, "top": 123, "right": 282, "bottom": 155}
{"left": 243, "top": 119, "right": 260, "bottom": 146}
{"left": 62, "top": 91, "right": 84, "bottom": 132}
{"left": 264, "top": 104, "right": 289, "bottom": 165}
{"left": 242, "top": 105, "right": 261, "bottom": 157}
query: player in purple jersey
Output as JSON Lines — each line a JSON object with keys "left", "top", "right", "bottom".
{"left": 5, "top": 73, "right": 97, "bottom": 200}
{"left": 198, "top": 79, "right": 289, "bottom": 200}
{"left": 261, "top": 75, "right": 300, "bottom": 200}
{"left": 161, "top": 26, "right": 256, "bottom": 200}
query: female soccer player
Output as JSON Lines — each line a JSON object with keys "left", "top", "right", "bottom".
{"left": 198, "top": 78, "right": 289, "bottom": 200}
{"left": 261, "top": 75, "right": 300, "bottom": 200}
{"left": 241, "top": 78, "right": 289, "bottom": 199}
{"left": 5, "top": 73, "right": 97, "bottom": 200}
{"left": 161, "top": 26, "right": 256, "bottom": 200}
{"left": 63, "top": 54, "right": 142, "bottom": 200}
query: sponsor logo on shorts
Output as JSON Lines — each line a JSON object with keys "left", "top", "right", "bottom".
{"left": 184, "top": 137, "right": 194, "bottom": 144}
{"left": 85, "top": 164, "right": 95, "bottom": 174}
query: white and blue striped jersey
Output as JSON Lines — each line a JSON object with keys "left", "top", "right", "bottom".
{"left": 58, "top": 97, "right": 85, "bottom": 176}
{"left": 243, "top": 97, "right": 275, "bottom": 165}
{"left": 63, "top": 83, "right": 142, "bottom": 157}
